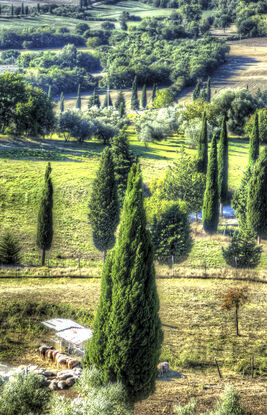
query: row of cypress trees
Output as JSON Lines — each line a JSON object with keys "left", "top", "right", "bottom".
{"left": 131, "top": 77, "right": 158, "bottom": 110}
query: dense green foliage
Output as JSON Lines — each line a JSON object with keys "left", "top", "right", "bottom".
{"left": 88, "top": 147, "right": 119, "bottom": 260}
{"left": 197, "top": 112, "right": 208, "bottom": 174}
{"left": 36, "top": 163, "right": 53, "bottom": 266}
{"left": 87, "top": 164, "right": 162, "bottom": 402}
{"left": 131, "top": 76, "right": 139, "bottom": 110}
{"left": 0, "top": 372, "right": 49, "bottom": 415}
{"left": 232, "top": 166, "right": 252, "bottom": 230}
{"left": 248, "top": 111, "right": 260, "bottom": 164}
{"left": 202, "top": 134, "right": 219, "bottom": 233}
{"left": 245, "top": 108, "right": 267, "bottom": 143}
{"left": 218, "top": 116, "right": 229, "bottom": 208}
{"left": 247, "top": 148, "right": 267, "bottom": 240}
{"left": 151, "top": 204, "right": 191, "bottom": 262}
{"left": 0, "top": 231, "right": 21, "bottom": 265}
{"left": 0, "top": 73, "right": 54, "bottom": 136}
{"left": 222, "top": 228, "right": 262, "bottom": 268}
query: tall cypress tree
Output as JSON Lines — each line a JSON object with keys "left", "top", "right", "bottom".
{"left": 21, "top": 2, "right": 24, "bottom": 14}
{"left": 37, "top": 163, "right": 53, "bottom": 266}
{"left": 59, "top": 92, "right": 64, "bottom": 112}
{"left": 75, "top": 84, "right": 81, "bottom": 110}
{"left": 131, "top": 76, "right": 139, "bottom": 110}
{"left": 111, "top": 129, "right": 133, "bottom": 208}
{"left": 88, "top": 147, "right": 119, "bottom": 261}
{"left": 193, "top": 80, "right": 201, "bottom": 100}
{"left": 152, "top": 83, "right": 158, "bottom": 102}
{"left": 141, "top": 84, "right": 147, "bottom": 109}
{"left": 232, "top": 165, "right": 252, "bottom": 230}
{"left": 248, "top": 112, "right": 260, "bottom": 164}
{"left": 218, "top": 116, "right": 228, "bottom": 216}
{"left": 88, "top": 88, "right": 100, "bottom": 108}
{"left": 247, "top": 147, "right": 267, "bottom": 243}
{"left": 206, "top": 77, "right": 211, "bottom": 102}
{"left": 202, "top": 134, "right": 219, "bottom": 234}
{"left": 115, "top": 89, "right": 125, "bottom": 109}
{"left": 197, "top": 112, "right": 208, "bottom": 174}
{"left": 87, "top": 163, "right": 163, "bottom": 403}
{"left": 102, "top": 91, "right": 113, "bottom": 108}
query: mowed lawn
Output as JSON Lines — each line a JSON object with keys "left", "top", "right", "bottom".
{"left": 0, "top": 132, "right": 266, "bottom": 273}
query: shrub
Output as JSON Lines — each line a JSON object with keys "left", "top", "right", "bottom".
{"left": 0, "top": 372, "right": 49, "bottom": 415}
{"left": 222, "top": 229, "right": 262, "bottom": 268}
{"left": 174, "top": 400, "right": 197, "bottom": 415}
{"left": 213, "top": 385, "right": 244, "bottom": 415}
{"left": 0, "top": 231, "right": 21, "bottom": 265}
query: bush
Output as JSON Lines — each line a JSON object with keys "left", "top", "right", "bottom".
{"left": 0, "top": 231, "right": 21, "bottom": 265}
{"left": 222, "top": 229, "right": 262, "bottom": 268}
{"left": 0, "top": 372, "right": 49, "bottom": 415}
{"left": 174, "top": 399, "right": 197, "bottom": 415}
{"left": 213, "top": 385, "right": 244, "bottom": 415}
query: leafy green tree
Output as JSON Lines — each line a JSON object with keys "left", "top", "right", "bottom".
{"left": 153, "top": 89, "right": 174, "bottom": 109}
{"left": 75, "top": 84, "right": 81, "bottom": 110}
{"left": 131, "top": 76, "right": 139, "bottom": 110}
{"left": 151, "top": 204, "right": 191, "bottom": 264}
{"left": 88, "top": 147, "right": 119, "bottom": 261}
{"left": 163, "top": 150, "right": 205, "bottom": 221}
{"left": 218, "top": 116, "right": 228, "bottom": 215}
{"left": 247, "top": 148, "right": 267, "bottom": 243}
{"left": 59, "top": 92, "right": 64, "bottom": 113}
{"left": 221, "top": 287, "right": 249, "bottom": 337}
{"left": 197, "top": 112, "right": 208, "bottom": 174}
{"left": 0, "top": 231, "right": 21, "bottom": 265}
{"left": 111, "top": 129, "right": 133, "bottom": 208}
{"left": 87, "top": 164, "right": 163, "bottom": 403}
{"left": 141, "top": 84, "right": 147, "bottom": 109}
{"left": 202, "top": 134, "right": 219, "bottom": 234}
{"left": 36, "top": 163, "right": 53, "bottom": 266}
{"left": 248, "top": 111, "right": 260, "bottom": 164}
{"left": 222, "top": 228, "right": 262, "bottom": 268}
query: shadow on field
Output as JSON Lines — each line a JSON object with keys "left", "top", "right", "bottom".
{"left": 158, "top": 369, "right": 187, "bottom": 382}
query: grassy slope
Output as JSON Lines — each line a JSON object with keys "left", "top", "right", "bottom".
{"left": 1, "top": 131, "right": 266, "bottom": 274}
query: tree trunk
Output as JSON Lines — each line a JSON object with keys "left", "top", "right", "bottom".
{"left": 42, "top": 248, "right": 46, "bottom": 266}
{"left": 220, "top": 202, "right": 223, "bottom": 217}
{"left": 103, "top": 250, "right": 106, "bottom": 263}
{"left": 258, "top": 235, "right": 261, "bottom": 244}
{"left": 235, "top": 305, "right": 239, "bottom": 336}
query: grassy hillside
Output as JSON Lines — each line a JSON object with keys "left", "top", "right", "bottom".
{"left": 0, "top": 131, "right": 266, "bottom": 275}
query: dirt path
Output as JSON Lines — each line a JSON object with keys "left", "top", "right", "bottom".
{"left": 179, "top": 37, "right": 267, "bottom": 103}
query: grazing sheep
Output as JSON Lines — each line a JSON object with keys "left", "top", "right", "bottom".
{"left": 157, "top": 361, "right": 169, "bottom": 377}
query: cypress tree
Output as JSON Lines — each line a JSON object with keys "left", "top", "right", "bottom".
{"left": 232, "top": 165, "right": 252, "bottom": 230}
{"left": 11, "top": 4, "right": 14, "bottom": 16}
{"left": 88, "top": 88, "right": 100, "bottom": 108}
{"left": 248, "top": 112, "right": 260, "bottom": 164}
{"left": 59, "top": 92, "right": 64, "bottom": 112}
{"left": 102, "top": 91, "right": 113, "bottom": 108}
{"left": 197, "top": 112, "right": 208, "bottom": 174}
{"left": 37, "top": 2, "right": 40, "bottom": 13}
{"left": 88, "top": 147, "right": 119, "bottom": 261}
{"left": 247, "top": 147, "right": 267, "bottom": 243}
{"left": 202, "top": 134, "right": 219, "bottom": 234}
{"left": 115, "top": 89, "right": 125, "bottom": 110}
{"left": 193, "top": 80, "right": 201, "bottom": 100}
{"left": 21, "top": 2, "right": 24, "bottom": 14}
{"left": 36, "top": 163, "right": 53, "bottom": 266}
{"left": 206, "top": 77, "right": 211, "bottom": 102}
{"left": 119, "top": 101, "right": 125, "bottom": 117}
{"left": 0, "top": 231, "right": 21, "bottom": 265}
{"left": 141, "top": 84, "right": 147, "bottom": 109}
{"left": 47, "top": 84, "right": 52, "bottom": 99}
{"left": 111, "top": 129, "right": 134, "bottom": 208}
{"left": 218, "top": 116, "right": 228, "bottom": 216}
{"left": 152, "top": 83, "right": 157, "bottom": 102}
{"left": 131, "top": 76, "right": 139, "bottom": 110}
{"left": 87, "top": 163, "right": 163, "bottom": 403}
{"left": 75, "top": 84, "right": 81, "bottom": 110}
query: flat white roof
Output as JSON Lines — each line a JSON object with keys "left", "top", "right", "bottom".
{"left": 42, "top": 318, "right": 93, "bottom": 345}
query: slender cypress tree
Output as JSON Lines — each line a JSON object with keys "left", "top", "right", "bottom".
{"left": 37, "top": 163, "right": 53, "bottom": 266}
{"left": 88, "top": 88, "right": 100, "bottom": 108}
{"left": 197, "top": 112, "right": 208, "bottom": 174}
{"left": 152, "top": 83, "right": 158, "bottom": 102}
{"left": 131, "top": 76, "right": 139, "bottom": 110}
{"left": 75, "top": 84, "right": 81, "bottom": 109}
{"left": 202, "top": 134, "right": 219, "bottom": 234}
{"left": 59, "top": 92, "right": 64, "bottom": 112}
{"left": 11, "top": 4, "right": 14, "bottom": 16}
{"left": 21, "top": 2, "right": 24, "bottom": 14}
{"left": 218, "top": 116, "right": 228, "bottom": 216}
{"left": 206, "top": 77, "right": 211, "bottom": 102}
{"left": 102, "top": 91, "right": 113, "bottom": 108}
{"left": 247, "top": 147, "right": 267, "bottom": 243}
{"left": 111, "top": 129, "right": 133, "bottom": 208}
{"left": 141, "top": 84, "right": 147, "bottom": 109}
{"left": 193, "top": 80, "right": 201, "bottom": 100}
{"left": 37, "top": 2, "right": 40, "bottom": 13}
{"left": 87, "top": 163, "right": 163, "bottom": 403}
{"left": 248, "top": 112, "right": 260, "bottom": 164}
{"left": 47, "top": 84, "right": 52, "bottom": 99}
{"left": 232, "top": 165, "right": 252, "bottom": 230}
{"left": 88, "top": 147, "right": 119, "bottom": 261}
{"left": 119, "top": 101, "right": 125, "bottom": 117}
{"left": 115, "top": 89, "right": 125, "bottom": 110}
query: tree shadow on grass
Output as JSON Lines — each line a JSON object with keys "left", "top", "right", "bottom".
{"left": 158, "top": 369, "right": 187, "bottom": 382}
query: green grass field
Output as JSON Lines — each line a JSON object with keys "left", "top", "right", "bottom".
{"left": 0, "top": 130, "right": 266, "bottom": 275}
